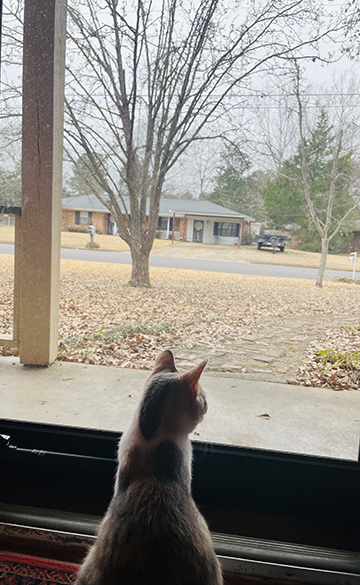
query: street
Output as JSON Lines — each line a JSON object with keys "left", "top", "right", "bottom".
{"left": 0, "top": 243, "right": 356, "bottom": 280}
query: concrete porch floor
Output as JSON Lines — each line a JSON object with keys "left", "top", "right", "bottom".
{"left": 1, "top": 356, "right": 359, "bottom": 460}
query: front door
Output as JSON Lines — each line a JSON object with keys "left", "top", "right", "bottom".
{"left": 193, "top": 220, "right": 204, "bottom": 243}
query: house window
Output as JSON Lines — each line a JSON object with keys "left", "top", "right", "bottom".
{"left": 213, "top": 221, "right": 239, "bottom": 237}
{"left": 75, "top": 211, "right": 93, "bottom": 225}
{"left": 157, "top": 217, "right": 173, "bottom": 230}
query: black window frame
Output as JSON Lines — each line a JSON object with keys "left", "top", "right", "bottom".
{"left": 214, "top": 221, "right": 239, "bottom": 238}
{"left": 1, "top": 418, "right": 360, "bottom": 552}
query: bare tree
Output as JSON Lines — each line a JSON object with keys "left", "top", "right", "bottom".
{"left": 164, "top": 140, "right": 221, "bottom": 200}
{"left": 63, "top": 0, "right": 342, "bottom": 286}
{"left": 343, "top": 0, "right": 360, "bottom": 57}
{"left": 0, "top": 1, "right": 23, "bottom": 152}
{"left": 251, "top": 65, "right": 360, "bottom": 287}
{"left": 247, "top": 84, "right": 300, "bottom": 174}
{"left": 0, "top": 0, "right": 23, "bottom": 206}
{"left": 293, "top": 65, "right": 360, "bottom": 286}
{"left": 66, "top": 1, "right": 340, "bottom": 285}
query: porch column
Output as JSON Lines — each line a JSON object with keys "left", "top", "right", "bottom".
{"left": 237, "top": 219, "right": 244, "bottom": 248}
{"left": 20, "top": 0, "right": 67, "bottom": 365}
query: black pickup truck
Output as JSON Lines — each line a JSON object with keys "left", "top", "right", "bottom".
{"left": 255, "top": 233, "right": 291, "bottom": 252}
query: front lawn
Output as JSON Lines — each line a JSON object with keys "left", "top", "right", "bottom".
{"left": 1, "top": 254, "right": 359, "bottom": 390}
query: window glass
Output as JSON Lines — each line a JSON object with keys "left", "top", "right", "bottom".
{"left": 75, "top": 211, "right": 92, "bottom": 225}
{"left": 0, "top": 0, "right": 359, "bottom": 466}
{"left": 157, "top": 217, "right": 168, "bottom": 230}
{"left": 213, "top": 222, "right": 239, "bottom": 237}
{"left": 157, "top": 217, "right": 173, "bottom": 231}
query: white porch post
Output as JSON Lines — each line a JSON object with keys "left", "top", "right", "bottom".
{"left": 237, "top": 219, "right": 244, "bottom": 248}
{"left": 166, "top": 217, "right": 170, "bottom": 239}
{"left": 20, "top": 0, "right": 67, "bottom": 365}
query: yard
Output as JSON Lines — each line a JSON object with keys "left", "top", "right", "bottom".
{"left": 1, "top": 253, "right": 360, "bottom": 390}
{"left": 0, "top": 225, "right": 170, "bottom": 253}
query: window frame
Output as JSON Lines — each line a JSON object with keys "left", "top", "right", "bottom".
{"left": 213, "top": 221, "right": 240, "bottom": 238}
{"left": 1, "top": 417, "right": 359, "bottom": 549}
{"left": 157, "top": 216, "right": 173, "bottom": 231}
{"left": 75, "top": 210, "right": 92, "bottom": 225}
{"left": 3, "top": 0, "right": 360, "bottom": 580}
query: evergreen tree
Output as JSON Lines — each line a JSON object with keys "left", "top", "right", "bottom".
{"left": 209, "top": 149, "right": 250, "bottom": 211}
{"left": 262, "top": 110, "right": 356, "bottom": 254}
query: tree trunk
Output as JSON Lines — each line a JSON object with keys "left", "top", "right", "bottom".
{"left": 316, "top": 237, "right": 328, "bottom": 287}
{"left": 129, "top": 243, "right": 151, "bottom": 287}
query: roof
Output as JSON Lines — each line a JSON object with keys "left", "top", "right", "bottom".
{"left": 62, "top": 194, "right": 254, "bottom": 221}
{"left": 62, "top": 194, "right": 108, "bottom": 212}
{"left": 160, "top": 198, "right": 254, "bottom": 220}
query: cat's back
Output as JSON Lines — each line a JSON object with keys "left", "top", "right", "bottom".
{"left": 76, "top": 472, "right": 221, "bottom": 585}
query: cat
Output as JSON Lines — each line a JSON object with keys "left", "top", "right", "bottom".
{"left": 75, "top": 349, "right": 223, "bottom": 585}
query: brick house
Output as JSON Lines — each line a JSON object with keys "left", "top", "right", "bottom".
{"left": 61, "top": 194, "right": 254, "bottom": 245}
{"left": 61, "top": 197, "right": 112, "bottom": 235}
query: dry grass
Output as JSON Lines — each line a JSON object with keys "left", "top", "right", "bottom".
{"left": 61, "top": 231, "right": 171, "bottom": 251}
{"left": 0, "top": 226, "right": 171, "bottom": 252}
{"left": 0, "top": 226, "right": 14, "bottom": 243}
{"left": 231, "top": 245, "right": 354, "bottom": 270}
{"left": 154, "top": 241, "right": 358, "bottom": 271}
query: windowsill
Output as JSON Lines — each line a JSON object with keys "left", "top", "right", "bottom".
{"left": 1, "top": 355, "right": 359, "bottom": 460}
{"left": 1, "top": 508, "right": 360, "bottom": 584}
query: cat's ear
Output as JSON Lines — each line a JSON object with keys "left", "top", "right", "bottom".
{"left": 181, "top": 360, "right": 207, "bottom": 397}
{"left": 152, "top": 350, "right": 177, "bottom": 374}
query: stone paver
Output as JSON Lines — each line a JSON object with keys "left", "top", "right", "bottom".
{"left": 173, "top": 314, "right": 358, "bottom": 385}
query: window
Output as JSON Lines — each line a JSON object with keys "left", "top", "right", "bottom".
{"left": 213, "top": 221, "right": 239, "bottom": 237}
{"left": 2, "top": 3, "right": 360, "bottom": 582}
{"left": 157, "top": 216, "right": 167, "bottom": 230}
{"left": 75, "top": 211, "right": 92, "bottom": 225}
{"left": 157, "top": 216, "right": 173, "bottom": 230}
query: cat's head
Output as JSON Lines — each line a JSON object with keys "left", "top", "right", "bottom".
{"left": 138, "top": 350, "right": 208, "bottom": 441}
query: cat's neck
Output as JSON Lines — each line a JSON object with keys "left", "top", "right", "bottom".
{"left": 114, "top": 413, "right": 193, "bottom": 495}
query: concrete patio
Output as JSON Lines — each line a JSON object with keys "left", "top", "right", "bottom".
{"left": 1, "top": 356, "right": 359, "bottom": 461}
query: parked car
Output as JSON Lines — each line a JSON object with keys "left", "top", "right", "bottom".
{"left": 255, "top": 233, "right": 291, "bottom": 252}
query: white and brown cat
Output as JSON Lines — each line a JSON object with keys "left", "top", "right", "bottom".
{"left": 75, "top": 349, "right": 223, "bottom": 585}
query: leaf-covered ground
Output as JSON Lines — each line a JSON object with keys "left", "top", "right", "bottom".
{"left": 298, "top": 325, "right": 360, "bottom": 391}
{"left": 1, "top": 254, "right": 360, "bottom": 389}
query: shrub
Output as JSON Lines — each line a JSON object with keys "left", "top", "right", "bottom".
{"left": 68, "top": 226, "right": 88, "bottom": 233}
{"left": 67, "top": 226, "right": 102, "bottom": 234}
{"left": 318, "top": 348, "right": 360, "bottom": 369}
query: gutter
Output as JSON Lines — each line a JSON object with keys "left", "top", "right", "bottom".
{"left": 162, "top": 212, "right": 255, "bottom": 220}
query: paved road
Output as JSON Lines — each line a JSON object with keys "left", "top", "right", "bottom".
{"left": 0, "top": 242, "right": 356, "bottom": 280}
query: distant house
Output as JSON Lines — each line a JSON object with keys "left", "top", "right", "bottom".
{"left": 61, "top": 194, "right": 254, "bottom": 245}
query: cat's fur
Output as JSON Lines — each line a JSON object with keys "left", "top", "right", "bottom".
{"left": 75, "top": 350, "right": 223, "bottom": 585}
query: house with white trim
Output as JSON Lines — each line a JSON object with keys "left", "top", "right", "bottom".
{"left": 61, "top": 194, "right": 255, "bottom": 245}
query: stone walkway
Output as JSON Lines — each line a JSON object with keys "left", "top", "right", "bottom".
{"left": 173, "top": 314, "right": 359, "bottom": 385}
